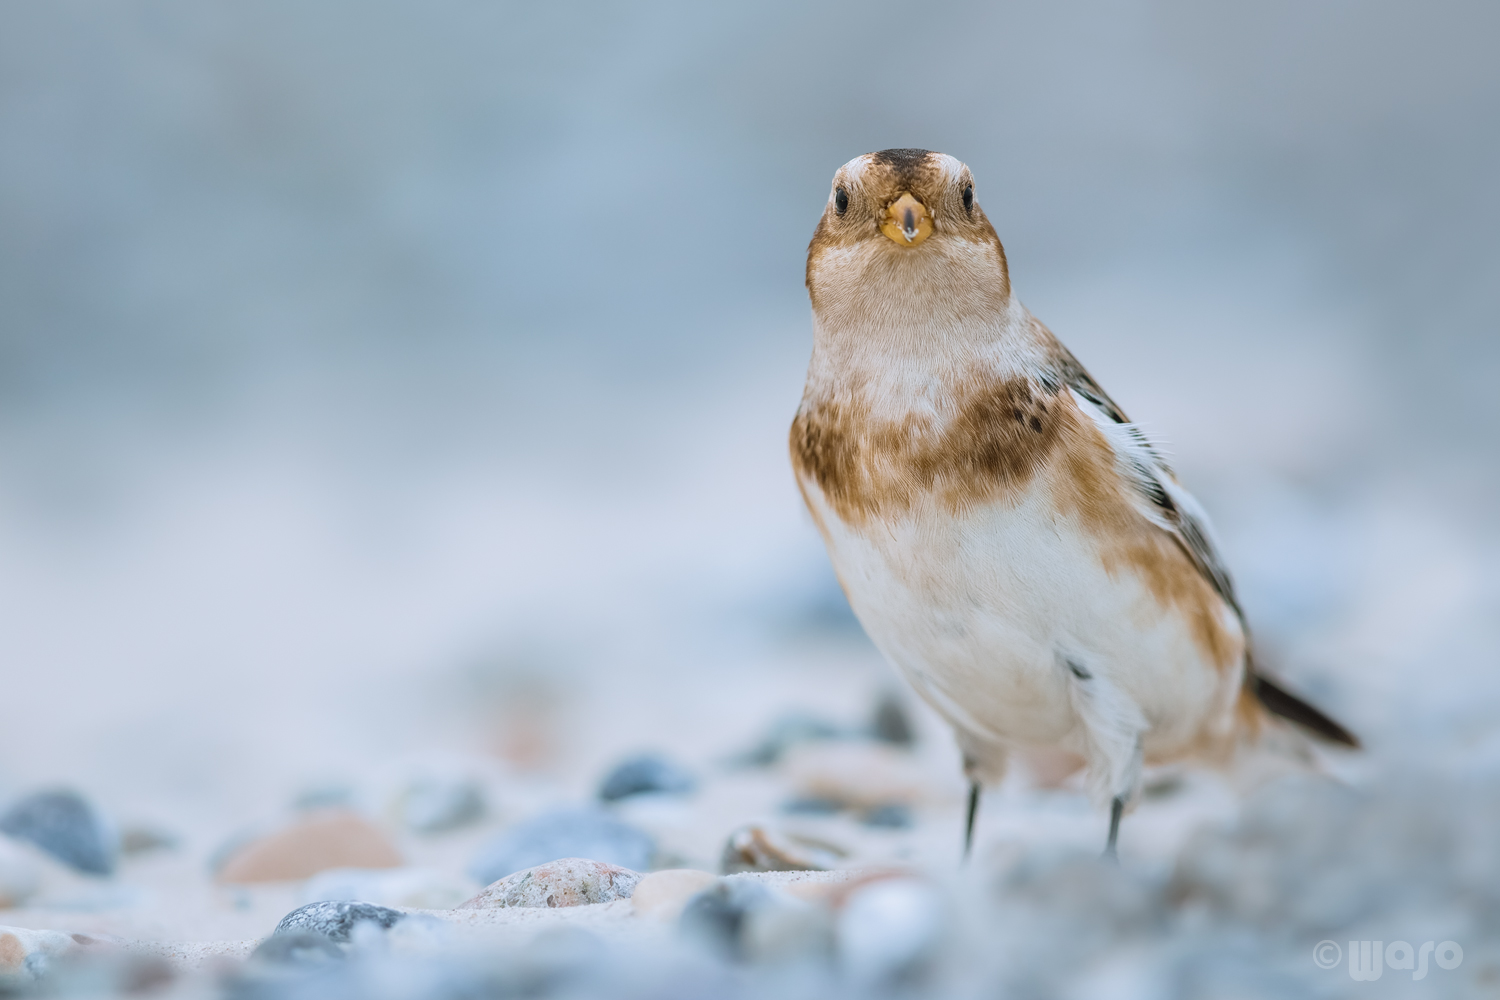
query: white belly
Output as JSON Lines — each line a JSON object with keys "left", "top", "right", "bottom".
{"left": 803, "top": 476, "right": 1243, "bottom": 771}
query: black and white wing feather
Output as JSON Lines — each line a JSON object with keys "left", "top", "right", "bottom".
{"left": 1049, "top": 345, "right": 1359, "bottom": 747}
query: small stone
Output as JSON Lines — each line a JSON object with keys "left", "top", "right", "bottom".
{"left": 860, "top": 804, "right": 914, "bottom": 829}
{"left": 836, "top": 877, "right": 943, "bottom": 985}
{"left": 597, "top": 754, "right": 696, "bottom": 801}
{"left": 679, "top": 880, "right": 833, "bottom": 963}
{"left": 740, "top": 892, "right": 835, "bottom": 964}
{"left": 780, "top": 796, "right": 843, "bottom": 816}
{"left": 869, "top": 691, "right": 915, "bottom": 745}
{"left": 784, "top": 741, "right": 931, "bottom": 808}
{"left": 0, "top": 790, "right": 117, "bottom": 876}
{"left": 737, "top": 712, "right": 846, "bottom": 767}
{"left": 395, "top": 777, "right": 485, "bottom": 833}
{"left": 631, "top": 869, "right": 717, "bottom": 921}
{"left": 292, "top": 783, "right": 356, "bottom": 812}
{"left": 273, "top": 900, "right": 406, "bottom": 943}
{"left": 467, "top": 807, "right": 654, "bottom": 886}
{"left": 249, "top": 931, "right": 345, "bottom": 965}
{"left": 0, "top": 836, "right": 42, "bottom": 908}
{"left": 679, "top": 879, "right": 771, "bottom": 960}
{"left": 118, "top": 825, "right": 178, "bottom": 856}
{"left": 459, "top": 857, "right": 642, "bottom": 909}
{"left": 0, "top": 926, "right": 78, "bottom": 981}
{"left": 217, "top": 810, "right": 403, "bottom": 884}
{"left": 720, "top": 824, "right": 846, "bottom": 874}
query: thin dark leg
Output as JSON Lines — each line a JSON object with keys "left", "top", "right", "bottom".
{"left": 963, "top": 781, "right": 981, "bottom": 860}
{"left": 1102, "top": 795, "right": 1124, "bottom": 862}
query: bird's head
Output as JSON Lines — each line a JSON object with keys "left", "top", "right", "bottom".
{"left": 806, "top": 150, "right": 1011, "bottom": 343}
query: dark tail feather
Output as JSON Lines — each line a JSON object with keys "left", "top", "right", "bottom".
{"left": 1250, "top": 673, "right": 1360, "bottom": 749}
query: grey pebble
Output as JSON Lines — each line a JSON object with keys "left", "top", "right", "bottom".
{"left": 737, "top": 712, "right": 846, "bottom": 767}
{"left": 860, "top": 804, "right": 914, "bottom": 829}
{"left": 0, "top": 789, "right": 117, "bottom": 876}
{"left": 249, "top": 931, "right": 346, "bottom": 966}
{"left": 397, "top": 777, "right": 485, "bottom": 833}
{"left": 679, "top": 879, "right": 772, "bottom": 960}
{"left": 597, "top": 754, "right": 695, "bottom": 801}
{"left": 781, "top": 796, "right": 843, "bottom": 816}
{"left": 869, "top": 691, "right": 915, "bottom": 745}
{"left": 273, "top": 901, "right": 406, "bottom": 943}
{"left": 467, "top": 807, "right": 655, "bottom": 886}
{"left": 680, "top": 880, "right": 833, "bottom": 964}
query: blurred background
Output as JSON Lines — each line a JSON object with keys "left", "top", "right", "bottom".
{"left": 0, "top": 0, "right": 1498, "bottom": 937}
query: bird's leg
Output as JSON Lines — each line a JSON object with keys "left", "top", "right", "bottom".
{"left": 963, "top": 780, "right": 981, "bottom": 861}
{"left": 1102, "top": 794, "right": 1124, "bottom": 863}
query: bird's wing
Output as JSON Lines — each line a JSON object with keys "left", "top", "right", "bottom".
{"left": 1046, "top": 339, "right": 1360, "bottom": 748}
{"left": 1046, "top": 344, "right": 1244, "bottom": 620}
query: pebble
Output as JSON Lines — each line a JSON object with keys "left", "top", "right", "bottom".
{"left": 780, "top": 796, "right": 843, "bottom": 816}
{"left": 741, "top": 893, "right": 835, "bottom": 964}
{"left": 0, "top": 836, "right": 41, "bottom": 908}
{"left": 0, "top": 789, "right": 117, "bottom": 876}
{"left": 459, "top": 857, "right": 642, "bottom": 909}
{"left": 869, "top": 691, "right": 915, "bottom": 745}
{"left": 783, "top": 741, "right": 930, "bottom": 808}
{"left": 679, "top": 880, "right": 834, "bottom": 963}
{"left": 860, "top": 804, "right": 914, "bottom": 829}
{"left": 217, "top": 810, "right": 403, "bottom": 884}
{"left": 248, "top": 931, "right": 346, "bottom": 966}
{"left": 301, "top": 866, "right": 476, "bottom": 910}
{"left": 395, "top": 777, "right": 485, "bottom": 833}
{"left": 273, "top": 900, "right": 407, "bottom": 943}
{"left": 0, "top": 926, "right": 78, "bottom": 982}
{"left": 737, "top": 712, "right": 846, "bottom": 766}
{"left": 836, "top": 877, "right": 944, "bottom": 985}
{"left": 597, "top": 754, "right": 696, "bottom": 801}
{"left": 720, "top": 824, "right": 846, "bottom": 874}
{"left": 467, "top": 807, "right": 655, "bottom": 886}
{"left": 630, "top": 869, "right": 717, "bottom": 921}
{"left": 679, "top": 879, "right": 770, "bottom": 959}
{"left": 118, "top": 825, "right": 178, "bottom": 856}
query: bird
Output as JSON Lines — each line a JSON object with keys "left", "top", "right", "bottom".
{"left": 789, "top": 149, "right": 1358, "bottom": 860}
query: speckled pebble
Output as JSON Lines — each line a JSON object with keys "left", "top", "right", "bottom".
{"left": 459, "top": 858, "right": 642, "bottom": 909}
{"left": 273, "top": 900, "right": 407, "bottom": 942}
{"left": 0, "top": 790, "right": 117, "bottom": 876}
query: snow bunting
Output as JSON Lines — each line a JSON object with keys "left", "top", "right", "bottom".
{"left": 790, "top": 149, "right": 1357, "bottom": 859}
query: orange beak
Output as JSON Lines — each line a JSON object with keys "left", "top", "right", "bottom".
{"left": 880, "top": 192, "right": 932, "bottom": 247}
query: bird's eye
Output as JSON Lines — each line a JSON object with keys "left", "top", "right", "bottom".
{"left": 962, "top": 184, "right": 974, "bottom": 212}
{"left": 834, "top": 187, "right": 849, "bottom": 215}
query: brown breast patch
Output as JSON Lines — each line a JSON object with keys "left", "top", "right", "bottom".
{"left": 790, "top": 375, "right": 1065, "bottom": 524}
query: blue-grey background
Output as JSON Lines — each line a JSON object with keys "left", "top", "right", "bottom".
{"left": 1, "top": 2, "right": 1497, "bottom": 822}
